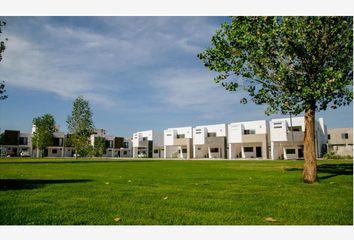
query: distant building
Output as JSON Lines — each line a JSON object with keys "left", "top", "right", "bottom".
{"left": 164, "top": 126, "right": 193, "bottom": 159}
{"left": 132, "top": 130, "right": 164, "bottom": 158}
{"left": 0, "top": 130, "right": 33, "bottom": 157}
{"left": 327, "top": 128, "right": 353, "bottom": 157}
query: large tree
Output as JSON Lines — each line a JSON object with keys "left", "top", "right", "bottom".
{"left": 32, "top": 114, "right": 56, "bottom": 158}
{"left": 198, "top": 17, "right": 353, "bottom": 183}
{"left": 67, "top": 96, "right": 95, "bottom": 157}
{"left": 0, "top": 20, "right": 8, "bottom": 100}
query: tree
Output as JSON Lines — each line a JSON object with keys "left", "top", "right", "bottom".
{"left": 0, "top": 20, "right": 8, "bottom": 100}
{"left": 32, "top": 114, "right": 56, "bottom": 158}
{"left": 198, "top": 17, "right": 353, "bottom": 183}
{"left": 93, "top": 137, "right": 106, "bottom": 157}
{"left": 66, "top": 96, "right": 95, "bottom": 158}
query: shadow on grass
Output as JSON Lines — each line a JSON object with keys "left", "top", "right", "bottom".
{"left": 285, "top": 163, "right": 353, "bottom": 180}
{"left": 0, "top": 179, "right": 92, "bottom": 191}
{"left": 0, "top": 160, "right": 162, "bottom": 165}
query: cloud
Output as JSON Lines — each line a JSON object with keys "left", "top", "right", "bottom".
{"left": 149, "top": 68, "right": 245, "bottom": 119}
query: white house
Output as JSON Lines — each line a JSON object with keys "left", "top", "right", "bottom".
{"left": 228, "top": 120, "right": 269, "bottom": 159}
{"left": 270, "top": 116, "right": 327, "bottom": 160}
{"left": 132, "top": 130, "right": 164, "bottom": 158}
{"left": 164, "top": 127, "right": 193, "bottom": 159}
{"left": 193, "top": 124, "right": 227, "bottom": 159}
{"left": 0, "top": 130, "right": 33, "bottom": 157}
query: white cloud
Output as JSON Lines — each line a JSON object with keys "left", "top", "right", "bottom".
{"left": 149, "top": 68, "right": 244, "bottom": 119}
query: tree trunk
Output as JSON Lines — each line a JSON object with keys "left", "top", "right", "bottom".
{"left": 303, "top": 102, "right": 317, "bottom": 183}
{"left": 36, "top": 148, "right": 39, "bottom": 158}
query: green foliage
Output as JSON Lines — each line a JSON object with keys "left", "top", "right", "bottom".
{"left": 66, "top": 96, "right": 95, "bottom": 157}
{"left": 0, "top": 19, "right": 8, "bottom": 100}
{"left": 93, "top": 137, "right": 106, "bottom": 157}
{"left": 323, "top": 151, "right": 352, "bottom": 160}
{"left": 198, "top": 17, "right": 353, "bottom": 115}
{"left": 32, "top": 114, "right": 56, "bottom": 156}
{"left": 0, "top": 158, "right": 352, "bottom": 224}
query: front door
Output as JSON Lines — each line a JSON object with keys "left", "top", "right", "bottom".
{"left": 298, "top": 148, "right": 304, "bottom": 158}
{"left": 256, "top": 147, "right": 262, "bottom": 158}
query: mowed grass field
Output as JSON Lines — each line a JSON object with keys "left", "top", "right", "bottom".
{"left": 0, "top": 158, "right": 352, "bottom": 225}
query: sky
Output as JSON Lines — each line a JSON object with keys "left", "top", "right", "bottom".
{"left": 0, "top": 16, "right": 352, "bottom": 137}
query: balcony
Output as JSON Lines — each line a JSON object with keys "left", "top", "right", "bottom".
{"left": 205, "top": 136, "right": 225, "bottom": 145}
{"left": 286, "top": 131, "right": 304, "bottom": 142}
{"left": 174, "top": 138, "right": 191, "bottom": 146}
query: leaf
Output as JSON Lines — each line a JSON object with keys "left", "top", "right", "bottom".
{"left": 163, "top": 196, "right": 168, "bottom": 200}
{"left": 128, "top": 180, "right": 132, "bottom": 183}
{"left": 114, "top": 217, "right": 121, "bottom": 222}
{"left": 265, "top": 217, "right": 277, "bottom": 222}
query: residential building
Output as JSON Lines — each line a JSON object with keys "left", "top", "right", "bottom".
{"left": 0, "top": 130, "right": 33, "bottom": 157}
{"left": 132, "top": 130, "right": 164, "bottom": 158}
{"left": 228, "top": 120, "right": 268, "bottom": 159}
{"left": 90, "top": 128, "right": 132, "bottom": 157}
{"left": 193, "top": 124, "right": 227, "bottom": 159}
{"left": 164, "top": 127, "right": 193, "bottom": 159}
{"left": 270, "top": 117, "right": 327, "bottom": 160}
{"left": 327, "top": 128, "right": 353, "bottom": 157}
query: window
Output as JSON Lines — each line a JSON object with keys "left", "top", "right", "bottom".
{"left": 341, "top": 133, "right": 349, "bottom": 139}
{"left": 142, "top": 137, "right": 148, "bottom": 141}
{"left": 244, "top": 129, "right": 256, "bottom": 135}
{"left": 123, "top": 142, "right": 129, "bottom": 148}
{"left": 244, "top": 147, "right": 253, "bottom": 152}
{"left": 197, "top": 147, "right": 202, "bottom": 150}
{"left": 123, "top": 151, "right": 127, "bottom": 155}
{"left": 210, "top": 148, "right": 219, "bottom": 153}
{"left": 182, "top": 149, "right": 187, "bottom": 153}
{"left": 327, "top": 134, "right": 331, "bottom": 140}
{"left": 285, "top": 149, "right": 296, "bottom": 154}
{"left": 273, "top": 122, "right": 282, "bottom": 129}
{"left": 19, "top": 137, "right": 28, "bottom": 145}
{"left": 207, "top": 132, "right": 217, "bottom": 137}
{"left": 195, "top": 129, "right": 202, "bottom": 134}
{"left": 288, "top": 126, "right": 302, "bottom": 132}
{"left": 154, "top": 149, "right": 159, "bottom": 153}
{"left": 52, "top": 149, "right": 57, "bottom": 154}
{"left": 177, "top": 134, "right": 185, "bottom": 139}
{"left": 166, "top": 134, "right": 172, "bottom": 136}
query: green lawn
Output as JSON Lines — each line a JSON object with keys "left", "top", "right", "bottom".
{"left": 0, "top": 158, "right": 352, "bottom": 225}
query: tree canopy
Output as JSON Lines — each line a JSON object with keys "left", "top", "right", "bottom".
{"left": 32, "top": 114, "right": 56, "bottom": 157}
{"left": 0, "top": 20, "right": 8, "bottom": 100}
{"left": 198, "top": 17, "right": 353, "bottom": 115}
{"left": 67, "top": 96, "right": 95, "bottom": 157}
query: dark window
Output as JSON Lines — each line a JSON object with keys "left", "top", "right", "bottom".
{"left": 19, "top": 137, "right": 28, "bottom": 145}
{"left": 123, "top": 151, "right": 127, "bottom": 155}
{"left": 154, "top": 149, "right": 159, "bottom": 153}
{"left": 341, "top": 133, "right": 349, "bottom": 139}
{"left": 273, "top": 122, "right": 282, "bottom": 129}
{"left": 327, "top": 134, "right": 331, "bottom": 140}
{"left": 123, "top": 142, "right": 129, "bottom": 148}
{"left": 288, "top": 126, "right": 302, "bottom": 132}
{"left": 182, "top": 149, "right": 187, "bottom": 153}
{"left": 177, "top": 134, "right": 185, "bottom": 139}
{"left": 142, "top": 137, "right": 148, "bottom": 141}
{"left": 207, "top": 132, "right": 217, "bottom": 137}
{"left": 285, "top": 149, "right": 296, "bottom": 154}
{"left": 52, "top": 149, "right": 57, "bottom": 154}
{"left": 244, "top": 129, "right": 256, "bottom": 135}
{"left": 244, "top": 147, "right": 253, "bottom": 152}
{"left": 210, "top": 148, "right": 219, "bottom": 153}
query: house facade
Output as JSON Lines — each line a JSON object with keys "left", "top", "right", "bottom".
{"left": 270, "top": 117, "right": 327, "bottom": 160}
{"left": 132, "top": 130, "right": 164, "bottom": 158}
{"left": 0, "top": 130, "right": 33, "bottom": 157}
{"left": 228, "top": 120, "right": 268, "bottom": 159}
{"left": 193, "top": 124, "right": 227, "bottom": 159}
{"left": 327, "top": 128, "right": 353, "bottom": 157}
{"left": 164, "top": 127, "right": 193, "bottom": 159}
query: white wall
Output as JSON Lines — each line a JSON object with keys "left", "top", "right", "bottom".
{"left": 228, "top": 120, "right": 267, "bottom": 143}
{"left": 193, "top": 124, "right": 226, "bottom": 145}
{"left": 132, "top": 130, "right": 153, "bottom": 147}
{"left": 164, "top": 127, "right": 192, "bottom": 146}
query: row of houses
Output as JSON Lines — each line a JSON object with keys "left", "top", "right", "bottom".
{"left": 1, "top": 116, "right": 352, "bottom": 159}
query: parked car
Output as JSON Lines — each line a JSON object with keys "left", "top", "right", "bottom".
{"left": 137, "top": 152, "right": 147, "bottom": 158}
{"left": 20, "top": 151, "right": 30, "bottom": 157}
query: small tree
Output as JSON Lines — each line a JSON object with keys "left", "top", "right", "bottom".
{"left": 32, "top": 114, "right": 56, "bottom": 157}
{"left": 0, "top": 20, "right": 8, "bottom": 100}
{"left": 198, "top": 17, "right": 353, "bottom": 183}
{"left": 66, "top": 96, "right": 95, "bottom": 158}
{"left": 93, "top": 137, "right": 106, "bottom": 157}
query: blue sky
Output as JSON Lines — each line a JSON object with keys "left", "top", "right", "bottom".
{"left": 0, "top": 16, "right": 352, "bottom": 137}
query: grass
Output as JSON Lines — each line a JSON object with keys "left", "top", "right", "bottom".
{"left": 0, "top": 158, "right": 352, "bottom": 225}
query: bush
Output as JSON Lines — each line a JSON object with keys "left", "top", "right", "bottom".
{"left": 323, "top": 151, "right": 352, "bottom": 160}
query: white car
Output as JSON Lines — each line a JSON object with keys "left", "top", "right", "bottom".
{"left": 137, "top": 153, "right": 147, "bottom": 158}
{"left": 20, "top": 151, "right": 30, "bottom": 157}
